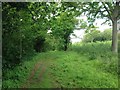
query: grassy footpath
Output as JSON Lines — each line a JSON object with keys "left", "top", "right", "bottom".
{"left": 3, "top": 41, "right": 118, "bottom": 88}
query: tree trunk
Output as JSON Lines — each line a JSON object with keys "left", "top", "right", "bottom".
{"left": 64, "top": 34, "right": 70, "bottom": 51}
{"left": 111, "top": 2, "right": 119, "bottom": 53}
{"left": 111, "top": 18, "right": 118, "bottom": 53}
{"left": 64, "top": 38, "right": 68, "bottom": 51}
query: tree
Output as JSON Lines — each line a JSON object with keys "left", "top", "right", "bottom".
{"left": 47, "top": 2, "right": 80, "bottom": 51}
{"left": 28, "top": 2, "right": 51, "bottom": 52}
{"left": 2, "top": 2, "right": 52, "bottom": 68}
{"left": 81, "top": 1, "right": 120, "bottom": 53}
{"left": 2, "top": 3, "right": 24, "bottom": 67}
{"left": 83, "top": 28, "right": 112, "bottom": 43}
{"left": 50, "top": 11, "right": 78, "bottom": 51}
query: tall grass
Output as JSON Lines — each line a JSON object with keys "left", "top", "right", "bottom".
{"left": 69, "top": 41, "right": 118, "bottom": 74}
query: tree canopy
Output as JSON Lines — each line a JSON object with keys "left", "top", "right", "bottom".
{"left": 2, "top": 2, "right": 80, "bottom": 68}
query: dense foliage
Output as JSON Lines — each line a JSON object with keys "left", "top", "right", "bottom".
{"left": 2, "top": 2, "right": 79, "bottom": 69}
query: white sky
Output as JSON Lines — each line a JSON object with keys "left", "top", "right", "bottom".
{"left": 70, "top": 16, "right": 112, "bottom": 44}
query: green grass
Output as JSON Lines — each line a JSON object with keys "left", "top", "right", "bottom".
{"left": 3, "top": 41, "right": 118, "bottom": 88}
{"left": 117, "top": 32, "right": 120, "bottom": 79}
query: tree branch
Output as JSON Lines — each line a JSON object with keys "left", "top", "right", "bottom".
{"left": 102, "top": 2, "right": 113, "bottom": 22}
{"left": 116, "top": 2, "right": 120, "bottom": 20}
{"left": 106, "top": 2, "right": 113, "bottom": 13}
{"left": 28, "top": 10, "right": 37, "bottom": 22}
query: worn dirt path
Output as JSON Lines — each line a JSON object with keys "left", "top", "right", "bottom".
{"left": 21, "top": 60, "right": 48, "bottom": 88}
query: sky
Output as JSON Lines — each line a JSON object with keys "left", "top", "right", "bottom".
{"left": 70, "top": 16, "right": 112, "bottom": 44}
